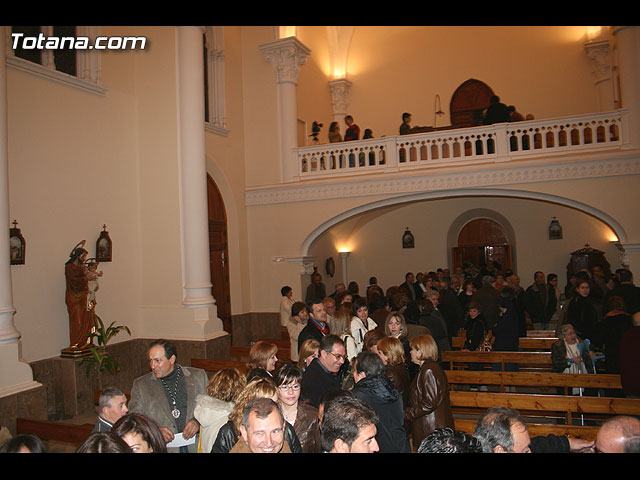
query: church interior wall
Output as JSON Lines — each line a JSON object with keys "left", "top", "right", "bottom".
{"left": 4, "top": 25, "right": 637, "bottom": 374}
{"left": 240, "top": 26, "right": 283, "bottom": 188}
{"left": 247, "top": 169, "right": 636, "bottom": 314}
{"left": 294, "top": 26, "right": 601, "bottom": 144}
{"left": 7, "top": 26, "right": 188, "bottom": 362}
{"left": 307, "top": 195, "right": 621, "bottom": 297}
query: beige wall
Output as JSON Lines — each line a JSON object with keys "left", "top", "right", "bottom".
{"left": 247, "top": 172, "right": 638, "bottom": 312}
{"left": 5, "top": 25, "right": 637, "bottom": 366}
{"left": 295, "top": 26, "right": 600, "bottom": 143}
{"left": 309, "top": 195, "right": 622, "bottom": 295}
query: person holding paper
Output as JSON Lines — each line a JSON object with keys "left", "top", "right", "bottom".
{"left": 129, "top": 339, "right": 208, "bottom": 453}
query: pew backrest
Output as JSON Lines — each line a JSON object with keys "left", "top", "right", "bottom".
{"left": 445, "top": 370, "right": 622, "bottom": 394}
{"left": 442, "top": 350, "right": 552, "bottom": 371}
{"left": 451, "top": 336, "right": 556, "bottom": 350}
{"left": 16, "top": 418, "right": 93, "bottom": 446}
{"left": 191, "top": 358, "right": 248, "bottom": 373}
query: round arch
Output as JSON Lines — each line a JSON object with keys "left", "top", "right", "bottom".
{"left": 446, "top": 208, "right": 517, "bottom": 271}
{"left": 300, "top": 188, "right": 628, "bottom": 256}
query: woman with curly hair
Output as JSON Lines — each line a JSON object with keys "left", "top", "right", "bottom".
{"left": 194, "top": 368, "right": 246, "bottom": 453}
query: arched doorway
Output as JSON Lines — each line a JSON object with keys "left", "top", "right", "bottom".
{"left": 450, "top": 79, "right": 495, "bottom": 128}
{"left": 452, "top": 218, "right": 513, "bottom": 273}
{"left": 207, "top": 174, "right": 232, "bottom": 333}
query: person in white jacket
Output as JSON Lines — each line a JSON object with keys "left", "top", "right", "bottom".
{"left": 351, "top": 298, "right": 378, "bottom": 354}
{"left": 193, "top": 368, "right": 245, "bottom": 453}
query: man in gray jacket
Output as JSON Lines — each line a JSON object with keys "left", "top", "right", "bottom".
{"left": 128, "top": 339, "right": 207, "bottom": 453}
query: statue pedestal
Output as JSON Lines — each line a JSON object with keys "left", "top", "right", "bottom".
{"left": 60, "top": 345, "right": 93, "bottom": 359}
{"left": 54, "top": 356, "right": 97, "bottom": 417}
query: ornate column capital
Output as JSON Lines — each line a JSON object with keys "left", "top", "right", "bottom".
{"left": 584, "top": 39, "right": 611, "bottom": 84}
{"left": 260, "top": 37, "right": 311, "bottom": 85}
{"left": 328, "top": 78, "right": 352, "bottom": 117}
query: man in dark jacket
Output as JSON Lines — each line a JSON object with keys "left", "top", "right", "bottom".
{"left": 297, "top": 299, "right": 330, "bottom": 353}
{"left": 605, "top": 269, "right": 640, "bottom": 315}
{"left": 351, "top": 352, "right": 411, "bottom": 453}
{"left": 523, "top": 271, "right": 551, "bottom": 327}
{"left": 301, "top": 335, "right": 345, "bottom": 408}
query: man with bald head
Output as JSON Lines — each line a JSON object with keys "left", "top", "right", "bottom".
{"left": 595, "top": 416, "right": 640, "bottom": 453}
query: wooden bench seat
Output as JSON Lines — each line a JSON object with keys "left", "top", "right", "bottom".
{"left": 453, "top": 418, "right": 602, "bottom": 442}
{"left": 527, "top": 330, "right": 556, "bottom": 337}
{"left": 449, "top": 390, "right": 640, "bottom": 428}
{"left": 442, "top": 350, "right": 552, "bottom": 371}
{"left": 451, "top": 336, "right": 557, "bottom": 350}
{"left": 16, "top": 418, "right": 93, "bottom": 446}
{"left": 445, "top": 370, "right": 623, "bottom": 395}
{"left": 230, "top": 345, "right": 291, "bottom": 362}
{"left": 191, "top": 358, "right": 248, "bottom": 374}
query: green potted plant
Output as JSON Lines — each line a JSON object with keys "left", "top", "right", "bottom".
{"left": 80, "top": 313, "right": 131, "bottom": 389}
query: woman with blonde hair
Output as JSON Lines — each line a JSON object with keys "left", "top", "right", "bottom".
{"left": 246, "top": 340, "right": 278, "bottom": 381}
{"left": 376, "top": 336, "right": 410, "bottom": 407}
{"left": 404, "top": 334, "right": 454, "bottom": 450}
{"left": 210, "top": 377, "right": 301, "bottom": 453}
{"left": 194, "top": 368, "right": 246, "bottom": 453}
{"left": 297, "top": 338, "right": 320, "bottom": 373}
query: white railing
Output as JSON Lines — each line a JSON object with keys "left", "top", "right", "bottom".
{"left": 296, "top": 110, "right": 628, "bottom": 179}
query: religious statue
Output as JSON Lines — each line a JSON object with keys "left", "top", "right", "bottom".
{"left": 62, "top": 241, "right": 101, "bottom": 356}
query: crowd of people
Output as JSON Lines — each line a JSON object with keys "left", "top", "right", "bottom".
{"left": 2, "top": 262, "right": 639, "bottom": 454}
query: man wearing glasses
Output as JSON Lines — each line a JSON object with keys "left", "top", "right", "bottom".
{"left": 301, "top": 335, "right": 346, "bottom": 408}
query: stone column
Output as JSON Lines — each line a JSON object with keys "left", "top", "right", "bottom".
{"left": 584, "top": 39, "right": 615, "bottom": 112}
{"left": 329, "top": 78, "right": 352, "bottom": 125}
{"left": 612, "top": 26, "right": 640, "bottom": 149}
{"left": 260, "top": 37, "right": 311, "bottom": 183}
{"left": 176, "top": 26, "right": 216, "bottom": 309}
{"left": 0, "top": 27, "right": 40, "bottom": 397}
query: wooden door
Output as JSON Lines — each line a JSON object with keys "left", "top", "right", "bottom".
{"left": 452, "top": 218, "right": 513, "bottom": 273}
{"left": 450, "top": 79, "right": 495, "bottom": 128}
{"left": 207, "top": 174, "right": 232, "bottom": 333}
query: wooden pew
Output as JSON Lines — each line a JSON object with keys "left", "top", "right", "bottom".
{"left": 449, "top": 390, "right": 640, "bottom": 431}
{"left": 259, "top": 338, "right": 291, "bottom": 349}
{"left": 442, "top": 350, "right": 552, "bottom": 372}
{"left": 451, "top": 336, "right": 557, "bottom": 350}
{"left": 454, "top": 418, "right": 602, "bottom": 442}
{"left": 527, "top": 330, "right": 556, "bottom": 337}
{"left": 445, "top": 370, "right": 623, "bottom": 395}
{"left": 230, "top": 345, "right": 292, "bottom": 362}
{"left": 191, "top": 358, "right": 248, "bottom": 374}
{"left": 16, "top": 418, "right": 93, "bottom": 446}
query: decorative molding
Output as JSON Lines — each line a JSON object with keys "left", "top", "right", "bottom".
{"left": 260, "top": 37, "right": 311, "bottom": 85}
{"left": 329, "top": 78, "right": 352, "bottom": 117}
{"left": 585, "top": 39, "right": 611, "bottom": 85}
{"left": 277, "top": 256, "right": 316, "bottom": 274}
{"left": 246, "top": 154, "right": 640, "bottom": 206}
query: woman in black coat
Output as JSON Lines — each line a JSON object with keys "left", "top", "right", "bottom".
{"left": 565, "top": 280, "right": 600, "bottom": 341}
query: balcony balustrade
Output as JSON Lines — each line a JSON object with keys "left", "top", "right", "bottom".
{"left": 296, "top": 110, "right": 628, "bottom": 180}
